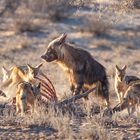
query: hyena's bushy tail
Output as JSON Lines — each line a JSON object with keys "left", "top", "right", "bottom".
{"left": 102, "top": 76, "right": 109, "bottom": 101}
{"left": 96, "top": 76, "right": 109, "bottom": 105}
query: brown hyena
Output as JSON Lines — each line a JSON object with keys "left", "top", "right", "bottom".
{"left": 41, "top": 34, "right": 110, "bottom": 106}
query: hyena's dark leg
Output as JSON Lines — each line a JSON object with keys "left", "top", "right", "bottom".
{"left": 70, "top": 84, "right": 75, "bottom": 93}
{"left": 82, "top": 87, "right": 89, "bottom": 100}
{"left": 82, "top": 87, "right": 88, "bottom": 93}
{"left": 68, "top": 71, "right": 75, "bottom": 94}
{"left": 73, "top": 73, "right": 84, "bottom": 95}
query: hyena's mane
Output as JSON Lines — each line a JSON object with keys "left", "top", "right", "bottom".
{"left": 55, "top": 43, "right": 92, "bottom": 69}
{"left": 56, "top": 43, "right": 108, "bottom": 85}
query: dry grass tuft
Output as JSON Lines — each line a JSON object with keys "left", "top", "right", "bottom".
{"left": 119, "top": 0, "right": 140, "bottom": 9}
{"left": 79, "top": 15, "right": 111, "bottom": 36}
{"left": 133, "top": 0, "right": 140, "bottom": 8}
{"left": 13, "top": 17, "right": 42, "bottom": 33}
{"left": 120, "top": 0, "right": 134, "bottom": 9}
{"left": 111, "top": 0, "right": 138, "bottom": 13}
{"left": 25, "top": 0, "right": 72, "bottom": 22}
{"left": 0, "top": 101, "right": 116, "bottom": 139}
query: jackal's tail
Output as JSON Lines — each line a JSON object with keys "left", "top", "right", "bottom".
{"left": 0, "top": 78, "right": 12, "bottom": 89}
{"left": 113, "top": 100, "right": 128, "bottom": 113}
{"left": 128, "top": 79, "right": 140, "bottom": 87}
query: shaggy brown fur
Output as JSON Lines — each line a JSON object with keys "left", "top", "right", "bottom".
{"left": 41, "top": 34, "right": 110, "bottom": 106}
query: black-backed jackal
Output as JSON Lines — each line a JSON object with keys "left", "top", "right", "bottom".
{"left": 113, "top": 82, "right": 140, "bottom": 115}
{"left": 41, "top": 33, "right": 110, "bottom": 107}
{"left": 16, "top": 82, "right": 41, "bottom": 115}
{"left": 115, "top": 65, "right": 139, "bottom": 103}
{"left": 0, "top": 63, "right": 42, "bottom": 98}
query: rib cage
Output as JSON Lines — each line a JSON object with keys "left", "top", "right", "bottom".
{"left": 36, "top": 73, "right": 57, "bottom": 103}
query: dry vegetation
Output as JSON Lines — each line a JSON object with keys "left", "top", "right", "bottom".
{"left": 13, "top": 18, "right": 42, "bottom": 33}
{"left": 78, "top": 15, "right": 111, "bottom": 36}
{"left": 0, "top": 0, "right": 140, "bottom": 139}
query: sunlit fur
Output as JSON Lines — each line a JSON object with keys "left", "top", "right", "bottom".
{"left": 0, "top": 63, "right": 42, "bottom": 98}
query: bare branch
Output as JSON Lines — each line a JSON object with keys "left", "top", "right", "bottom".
{"left": 57, "top": 87, "right": 96, "bottom": 107}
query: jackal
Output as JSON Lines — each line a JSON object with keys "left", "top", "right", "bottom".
{"left": 113, "top": 82, "right": 140, "bottom": 115}
{"left": 114, "top": 65, "right": 140, "bottom": 103}
{"left": 0, "top": 63, "right": 42, "bottom": 98}
{"left": 41, "top": 33, "right": 110, "bottom": 106}
{"left": 16, "top": 81, "right": 41, "bottom": 115}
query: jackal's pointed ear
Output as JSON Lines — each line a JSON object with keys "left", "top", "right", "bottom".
{"left": 58, "top": 33, "right": 67, "bottom": 44}
{"left": 2, "top": 66, "right": 8, "bottom": 75}
{"left": 27, "top": 64, "right": 33, "bottom": 71}
{"left": 122, "top": 65, "right": 127, "bottom": 71}
{"left": 2, "top": 66, "right": 10, "bottom": 82}
{"left": 115, "top": 65, "right": 120, "bottom": 71}
{"left": 36, "top": 63, "right": 43, "bottom": 70}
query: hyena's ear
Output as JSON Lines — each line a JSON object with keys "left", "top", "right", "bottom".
{"left": 57, "top": 33, "right": 67, "bottom": 44}
{"left": 122, "top": 65, "right": 127, "bottom": 71}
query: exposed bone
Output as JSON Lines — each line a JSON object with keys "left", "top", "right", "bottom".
{"left": 40, "top": 92, "right": 51, "bottom": 100}
{"left": 36, "top": 73, "right": 58, "bottom": 102}
{"left": 36, "top": 76, "right": 57, "bottom": 99}
{"left": 36, "top": 77, "right": 54, "bottom": 93}
{"left": 41, "top": 82, "right": 54, "bottom": 95}
{"left": 41, "top": 88, "right": 54, "bottom": 99}
{"left": 41, "top": 73, "right": 56, "bottom": 93}
{"left": 40, "top": 82, "right": 57, "bottom": 100}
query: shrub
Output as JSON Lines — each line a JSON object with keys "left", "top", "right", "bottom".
{"left": 79, "top": 15, "right": 110, "bottom": 36}
{"left": 13, "top": 17, "right": 41, "bottom": 33}
{"left": 26, "top": 0, "right": 72, "bottom": 22}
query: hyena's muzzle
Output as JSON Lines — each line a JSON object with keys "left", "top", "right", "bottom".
{"left": 41, "top": 49, "right": 58, "bottom": 62}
